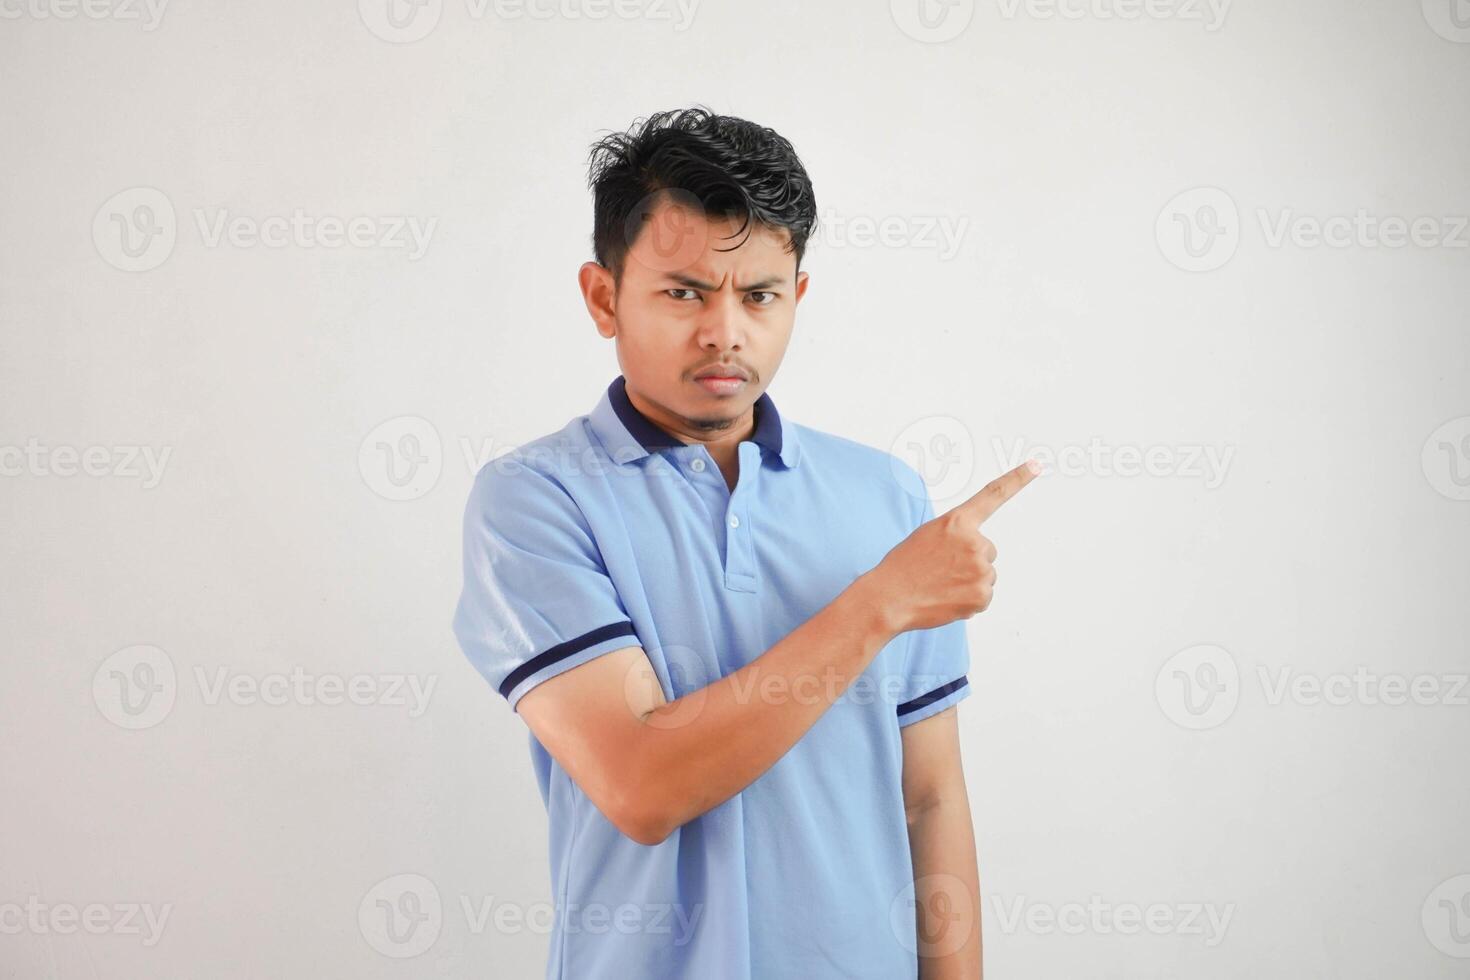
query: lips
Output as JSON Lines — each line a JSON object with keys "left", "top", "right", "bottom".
{"left": 693, "top": 365, "right": 750, "bottom": 381}
{"left": 695, "top": 376, "right": 746, "bottom": 395}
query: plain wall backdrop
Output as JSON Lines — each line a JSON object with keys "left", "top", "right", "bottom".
{"left": 2, "top": 0, "right": 1468, "bottom": 976}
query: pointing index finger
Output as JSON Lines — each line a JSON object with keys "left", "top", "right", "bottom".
{"left": 959, "top": 459, "right": 1042, "bottom": 524}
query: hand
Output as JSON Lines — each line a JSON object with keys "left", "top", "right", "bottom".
{"left": 870, "top": 460, "right": 1042, "bottom": 633}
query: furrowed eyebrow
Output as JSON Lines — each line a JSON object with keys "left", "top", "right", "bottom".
{"left": 665, "top": 273, "right": 788, "bottom": 291}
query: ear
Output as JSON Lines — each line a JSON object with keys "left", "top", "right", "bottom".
{"left": 579, "top": 261, "right": 618, "bottom": 339}
{"left": 794, "top": 269, "right": 810, "bottom": 305}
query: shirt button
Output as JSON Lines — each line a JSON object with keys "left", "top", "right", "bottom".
{"left": 690, "top": 458, "right": 706, "bottom": 472}
{"left": 728, "top": 515, "right": 740, "bottom": 529}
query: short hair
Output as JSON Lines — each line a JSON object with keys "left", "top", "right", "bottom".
{"left": 586, "top": 105, "right": 818, "bottom": 286}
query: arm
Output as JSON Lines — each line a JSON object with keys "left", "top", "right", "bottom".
{"left": 902, "top": 705, "right": 982, "bottom": 979}
{"left": 518, "top": 569, "right": 902, "bottom": 845}
{"left": 510, "top": 459, "right": 1039, "bottom": 847}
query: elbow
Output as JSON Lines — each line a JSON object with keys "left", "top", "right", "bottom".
{"left": 583, "top": 786, "right": 667, "bottom": 846}
{"left": 619, "top": 812, "right": 671, "bottom": 847}
{"left": 598, "top": 718, "right": 678, "bottom": 845}
{"left": 612, "top": 789, "right": 673, "bottom": 846}
{"left": 905, "top": 796, "right": 941, "bottom": 829}
{"left": 607, "top": 759, "right": 675, "bottom": 846}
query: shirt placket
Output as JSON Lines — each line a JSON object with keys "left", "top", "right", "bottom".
{"left": 682, "top": 443, "right": 760, "bottom": 594}
{"left": 722, "top": 443, "right": 759, "bottom": 593}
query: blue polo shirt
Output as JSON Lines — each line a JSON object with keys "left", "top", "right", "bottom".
{"left": 452, "top": 374, "right": 972, "bottom": 979}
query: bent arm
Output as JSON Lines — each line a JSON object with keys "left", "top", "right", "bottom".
{"left": 518, "top": 570, "right": 901, "bottom": 844}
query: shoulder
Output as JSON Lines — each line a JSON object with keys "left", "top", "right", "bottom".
{"left": 464, "top": 416, "right": 593, "bottom": 521}
{"left": 789, "top": 421, "right": 930, "bottom": 524}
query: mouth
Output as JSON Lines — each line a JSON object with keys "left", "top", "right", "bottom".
{"left": 693, "top": 376, "right": 748, "bottom": 396}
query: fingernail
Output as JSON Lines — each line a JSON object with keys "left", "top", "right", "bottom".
{"left": 1026, "top": 458, "right": 1042, "bottom": 475}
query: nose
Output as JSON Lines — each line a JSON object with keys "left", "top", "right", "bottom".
{"left": 694, "top": 289, "right": 746, "bottom": 353}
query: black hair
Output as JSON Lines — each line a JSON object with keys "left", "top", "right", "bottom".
{"left": 586, "top": 105, "right": 818, "bottom": 286}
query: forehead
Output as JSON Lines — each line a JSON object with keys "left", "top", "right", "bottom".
{"left": 623, "top": 193, "right": 794, "bottom": 281}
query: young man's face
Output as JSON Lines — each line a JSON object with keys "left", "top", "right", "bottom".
{"left": 580, "top": 194, "right": 810, "bottom": 442}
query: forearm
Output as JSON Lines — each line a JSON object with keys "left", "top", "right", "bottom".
{"left": 630, "top": 571, "right": 900, "bottom": 840}
{"left": 908, "top": 797, "right": 983, "bottom": 979}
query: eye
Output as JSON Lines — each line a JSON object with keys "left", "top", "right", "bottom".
{"left": 666, "top": 288, "right": 699, "bottom": 301}
{"left": 748, "top": 291, "right": 777, "bottom": 306}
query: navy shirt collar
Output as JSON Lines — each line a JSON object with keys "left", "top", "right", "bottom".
{"left": 607, "top": 374, "right": 785, "bottom": 459}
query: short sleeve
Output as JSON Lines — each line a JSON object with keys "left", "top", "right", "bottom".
{"left": 451, "top": 457, "right": 640, "bottom": 713}
{"left": 894, "top": 470, "right": 973, "bottom": 728}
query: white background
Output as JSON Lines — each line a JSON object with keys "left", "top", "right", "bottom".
{"left": 2, "top": 0, "right": 1468, "bottom": 976}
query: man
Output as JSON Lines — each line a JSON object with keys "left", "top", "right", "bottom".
{"left": 452, "top": 106, "right": 1040, "bottom": 979}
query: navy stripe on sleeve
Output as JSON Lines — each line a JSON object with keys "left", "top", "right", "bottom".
{"left": 499, "top": 620, "right": 639, "bottom": 699}
{"left": 896, "top": 675, "right": 969, "bottom": 717}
